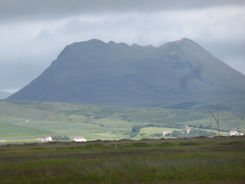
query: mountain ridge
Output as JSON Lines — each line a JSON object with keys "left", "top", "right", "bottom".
{"left": 9, "top": 38, "right": 245, "bottom": 109}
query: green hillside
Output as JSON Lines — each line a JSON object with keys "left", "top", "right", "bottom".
{"left": 0, "top": 120, "right": 54, "bottom": 141}
{"left": 0, "top": 100, "right": 244, "bottom": 143}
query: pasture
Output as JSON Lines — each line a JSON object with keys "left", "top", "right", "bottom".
{"left": 0, "top": 136, "right": 244, "bottom": 183}
{"left": 0, "top": 100, "right": 244, "bottom": 142}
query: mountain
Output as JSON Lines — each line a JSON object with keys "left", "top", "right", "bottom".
{"left": 9, "top": 38, "right": 245, "bottom": 109}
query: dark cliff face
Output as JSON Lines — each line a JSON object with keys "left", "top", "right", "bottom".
{"left": 9, "top": 38, "right": 245, "bottom": 108}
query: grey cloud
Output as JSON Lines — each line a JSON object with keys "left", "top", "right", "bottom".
{"left": 0, "top": 1, "right": 245, "bottom": 92}
{"left": 0, "top": 0, "right": 244, "bottom": 22}
{"left": 0, "top": 58, "right": 51, "bottom": 91}
{"left": 201, "top": 42, "right": 245, "bottom": 76}
{"left": 199, "top": 41, "right": 245, "bottom": 68}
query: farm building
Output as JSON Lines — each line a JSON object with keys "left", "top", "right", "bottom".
{"left": 41, "top": 136, "right": 53, "bottom": 142}
{"left": 229, "top": 130, "right": 243, "bottom": 136}
{"left": 187, "top": 128, "right": 191, "bottom": 134}
{"left": 73, "top": 137, "right": 87, "bottom": 142}
{"left": 162, "top": 130, "right": 173, "bottom": 136}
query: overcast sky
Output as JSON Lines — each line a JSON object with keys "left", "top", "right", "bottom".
{"left": 0, "top": 0, "right": 245, "bottom": 93}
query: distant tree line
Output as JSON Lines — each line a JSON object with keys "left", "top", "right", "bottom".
{"left": 189, "top": 124, "right": 226, "bottom": 132}
{"left": 131, "top": 124, "right": 217, "bottom": 138}
{"left": 171, "top": 129, "right": 216, "bottom": 138}
{"left": 52, "top": 135, "right": 70, "bottom": 141}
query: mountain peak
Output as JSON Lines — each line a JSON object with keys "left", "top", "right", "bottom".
{"left": 181, "top": 37, "right": 194, "bottom": 42}
{"left": 159, "top": 38, "right": 203, "bottom": 54}
{"left": 87, "top": 39, "right": 105, "bottom": 44}
{"left": 170, "top": 37, "right": 198, "bottom": 47}
{"left": 68, "top": 39, "right": 106, "bottom": 48}
{"left": 179, "top": 37, "right": 200, "bottom": 46}
{"left": 9, "top": 38, "right": 245, "bottom": 109}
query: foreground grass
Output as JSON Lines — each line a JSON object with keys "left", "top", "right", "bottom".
{"left": 0, "top": 136, "right": 245, "bottom": 184}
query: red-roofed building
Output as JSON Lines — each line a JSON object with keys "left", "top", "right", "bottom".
{"left": 73, "top": 137, "right": 87, "bottom": 142}
{"left": 162, "top": 130, "right": 173, "bottom": 136}
{"left": 41, "top": 136, "right": 52, "bottom": 142}
{"left": 229, "top": 130, "right": 243, "bottom": 136}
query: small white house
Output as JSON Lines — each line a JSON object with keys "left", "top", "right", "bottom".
{"left": 187, "top": 128, "right": 191, "bottom": 135}
{"left": 162, "top": 130, "right": 173, "bottom": 136}
{"left": 229, "top": 130, "right": 243, "bottom": 136}
{"left": 229, "top": 130, "right": 239, "bottom": 136}
{"left": 73, "top": 137, "right": 87, "bottom": 142}
{"left": 41, "top": 136, "right": 53, "bottom": 142}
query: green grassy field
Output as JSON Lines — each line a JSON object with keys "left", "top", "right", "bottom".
{"left": 0, "top": 100, "right": 244, "bottom": 142}
{"left": 0, "top": 136, "right": 244, "bottom": 184}
{"left": 0, "top": 119, "right": 54, "bottom": 140}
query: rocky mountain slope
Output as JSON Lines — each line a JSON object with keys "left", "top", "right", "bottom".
{"left": 9, "top": 38, "right": 245, "bottom": 109}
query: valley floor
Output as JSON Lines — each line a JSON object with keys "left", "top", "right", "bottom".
{"left": 0, "top": 136, "right": 245, "bottom": 184}
{"left": 1, "top": 100, "right": 244, "bottom": 143}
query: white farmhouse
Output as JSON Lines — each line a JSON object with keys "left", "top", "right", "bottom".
{"left": 162, "top": 130, "right": 173, "bottom": 136}
{"left": 41, "top": 136, "right": 53, "bottom": 142}
{"left": 73, "top": 137, "right": 87, "bottom": 142}
{"left": 229, "top": 130, "right": 243, "bottom": 136}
